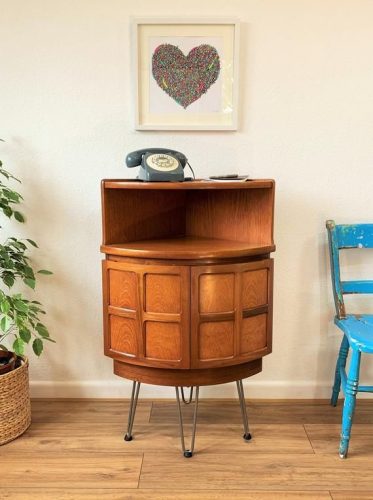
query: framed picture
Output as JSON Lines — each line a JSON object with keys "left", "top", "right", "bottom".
{"left": 132, "top": 18, "right": 240, "bottom": 130}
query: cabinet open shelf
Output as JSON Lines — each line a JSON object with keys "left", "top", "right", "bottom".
{"left": 101, "top": 236, "right": 275, "bottom": 260}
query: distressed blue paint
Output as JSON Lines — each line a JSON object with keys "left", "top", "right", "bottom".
{"left": 335, "top": 315, "right": 373, "bottom": 353}
{"left": 339, "top": 349, "right": 361, "bottom": 458}
{"left": 326, "top": 220, "right": 345, "bottom": 317}
{"left": 326, "top": 220, "right": 373, "bottom": 459}
{"left": 357, "top": 385, "right": 373, "bottom": 392}
{"left": 336, "top": 223, "right": 373, "bottom": 249}
{"left": 331, "top": 335, "right": 349, "bottom": 406}
{"left": 341, "top": 280, "right": 373, "bottom": 294}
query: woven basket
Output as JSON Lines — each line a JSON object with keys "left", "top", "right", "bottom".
{"left": 0, "top": 356, "right": 31, "bottom": 445}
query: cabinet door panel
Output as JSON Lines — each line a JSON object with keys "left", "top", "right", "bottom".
{"left": 199, "top": 273, "right": 235, "bottom": 313}
{"left": 240, "top": 314, "right": 267, "bottom": 355}
{"left": 242, "top": 269, "right": 268, "bottom": 309}
{"left": 199, "top": 321, "right": 234, "bottom": 360}
{"left": 109, "top": 269, "right": 138, "bottom": 310}
{"left": 103, "top": 261, "right": 190, "bottom": 368}
{"left": 145, "top": 274, "right": 181, "bottom": 313}
{"left": 145, "top": 321, "right": 181, "bottom": 361}
{"left": 110, "top": 316, "right": 137, "bottom": 357}
{"left": 191, "top": 259, "right": 273, "bottom": 368}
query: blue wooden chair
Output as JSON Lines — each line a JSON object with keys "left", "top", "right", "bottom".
{"left": 326, "top": 220, "right": 373, "bottom": 458}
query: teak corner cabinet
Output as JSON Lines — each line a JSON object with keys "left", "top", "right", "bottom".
{"left": 101, "top": 179, "right": 275, "bottom": 456}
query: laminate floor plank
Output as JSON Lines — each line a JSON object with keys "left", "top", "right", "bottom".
{"left": 0, "top": 489, "right": 333, "bottom": 500}
{"left": 1, "top": 422, "right": 313, "bottom": 454}
{"left": 304, "top": 424, "right": 373, "bottom": 456}
{"left": 150, "top": 400, "right": 373, "bottom": 424}
{"left": 330, "top": 493, "right": 373, "bottom": 500}
{"left": 0, "top": 453, "right": 142, "bottom": 489}
{"left": 30, "top": 399, "right": 152, "bottom": 424}
{"left": 139, "top": 452, "right": 373, "bottom": 491}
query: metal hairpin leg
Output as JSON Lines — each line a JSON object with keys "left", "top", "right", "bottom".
{"left": 236, "top": 379, "right": 252, "bottom": 441}
{"left": 124, "top": 381, "right": 141, "bottom": 441}
{"left": 181, "top": 386, "right": 194, "bottom": 404}
{"left": 175, "top": 386, "right": 199, "bottom": 458}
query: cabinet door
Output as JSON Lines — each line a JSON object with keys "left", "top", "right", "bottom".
{"left": 102, "top": 261, "right": 190, "bottom": 368}
{"left": 191, "top": 259, "right": 273, "bottom": 368}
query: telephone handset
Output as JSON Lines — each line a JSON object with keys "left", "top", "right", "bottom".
{"left": 125, "top": 148, "right": 187, "bottom": 182}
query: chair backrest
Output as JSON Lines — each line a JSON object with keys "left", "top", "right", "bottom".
{"left": 326, "top": 220, "right": 373, "bottom": 319}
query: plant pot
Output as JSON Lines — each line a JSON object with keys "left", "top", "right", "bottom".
{"left": 0, "top": 350, "right": 17, "bottom": 375}
{"left": 0, "top": 356, "right": 31, "bottom": 445}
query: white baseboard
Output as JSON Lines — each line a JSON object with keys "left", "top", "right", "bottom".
{"left": 29, "top": 379, "right": 372, "bottom": 399}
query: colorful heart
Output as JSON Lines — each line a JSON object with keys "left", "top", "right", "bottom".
{"left": 152, "top": 44, "right": 220, "bottom": 109}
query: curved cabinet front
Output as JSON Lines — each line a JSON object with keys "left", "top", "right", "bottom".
{"left": 102, "top": 258, "right": 273, "bottom": 372}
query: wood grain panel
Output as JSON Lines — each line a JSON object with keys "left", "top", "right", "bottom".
{"left": 199, "top": 273, "right": 235, "bottom": 313}
{"left": 242, "top": 269, "right": 268, "bottom": 309}
{"left": 109, "top": 315, "right": 137, "bottom": 356}
{"left": 186, "top": 187, "right": 275, "bottom": 245}
{"left": 304, "top": 424, "right": 373, "bottom": 455}
{"left": 145, "top": 273, "right": 181, "bottom": 313}
{"left": 0, "top": 490, "right": 333, "bottom": 500}
{"left": 101, "top": 184, "right": 186, "bottom": 244}
{"left": 139, "top": 452, "right": 373, "bottom": 490}
{"left": 0, "top": 452, "right": 142, "bottom": 489}
{"left": 240, "top": 314, "right": 267, "bottom": 355}
{"left": 199, "top": 321, "right": 234, "bottom": 361}
{"left": 4, "top": 422, "right": 312, "bottom": 455}
{"left": 114, "top": 359, "right": 262, "bottom": 386}
{"left": 108, "top": 269, "right": 137, "bottom": 309}
{"left": 145, "top": 322, "right": 181, "bottom": 361}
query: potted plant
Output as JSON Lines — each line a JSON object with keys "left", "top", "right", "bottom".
{"left": 0, "top": 141, "right": 53, "bottom": 445}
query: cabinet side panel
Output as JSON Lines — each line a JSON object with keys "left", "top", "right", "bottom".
{"left": 186, "top": 188, "right": 274, "bottom": 245}
{"left": 102, "top": 189, "right": 187, "bottom": 244}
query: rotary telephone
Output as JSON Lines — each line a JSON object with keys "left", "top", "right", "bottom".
{"left": 125, "top": 148, "right": 188, "bottom": 182}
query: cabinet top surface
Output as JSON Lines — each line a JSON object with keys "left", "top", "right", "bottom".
{"left": 102, "top": 179, "right": 274, "bottom": 190}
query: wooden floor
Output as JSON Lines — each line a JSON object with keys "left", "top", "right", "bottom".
{"left": 1, "top": 399, "right": 373, "bottom": 499}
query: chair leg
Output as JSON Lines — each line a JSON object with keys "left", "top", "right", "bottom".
{"left": 236, "top": 379, "right": 252, "bottom": 441}
{"left": 339, "top": 348, "right": 361, "bottom": 459}
{"left": 124, "top": 381, "right": 141, "bottom": 442}
{"left": 331, "top": 335, "right": 349, "bottom": 407}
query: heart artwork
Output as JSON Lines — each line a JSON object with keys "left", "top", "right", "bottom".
{"left": 152, "top": 44, "right": 220, "bottom": 109}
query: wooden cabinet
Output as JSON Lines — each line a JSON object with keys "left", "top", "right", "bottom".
{"left": 101, "top": 180, "right": 275, "bottom": 387}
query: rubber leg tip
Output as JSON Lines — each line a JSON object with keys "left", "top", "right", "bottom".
{"left": 339, "top": 452, "right": 347, "bottom": 459}
{"left": 124, "top": 434, "right": 133, "bottom": 441}
{"left": 184, "top": 450, "right": 193, "bottom": 458}
{"left": 243, "top": 433, "right": 252, "bottom": 441}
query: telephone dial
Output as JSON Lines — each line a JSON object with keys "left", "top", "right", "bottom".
{"left": 125, "top": 148, "right": 188, "bottom": 182}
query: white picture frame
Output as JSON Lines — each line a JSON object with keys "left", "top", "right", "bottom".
{"left": 132, "top": 17, "right": 240, "bottom": 131}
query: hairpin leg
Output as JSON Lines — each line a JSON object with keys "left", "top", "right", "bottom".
{"left": 236, "top": 379, "right": 252, "bottom": 441}
{"left": 124, "top": 380, "right": 141, "bottom": 442}
{"left": 181, "top": 386, "right": 194, "bottom": 404}
{"left": 175, "top": 385, "right": 199, "bottom": 458}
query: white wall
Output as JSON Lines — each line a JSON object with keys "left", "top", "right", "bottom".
{"left": 1, "top": 0, "right": 373, "bottom": 398}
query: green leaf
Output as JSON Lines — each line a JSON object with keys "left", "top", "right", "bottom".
{"left": 24, "top": 278, "right": 36, "bottom": 289}
{"left": 26, "top": 239, "right": 38, "bottom": 248}
{"left": 36, "top": 323, "right": 50, "bottom": 338}
{"left": 0, "top": 299, "right": 10, "bottom": 314}
{"left": 32, "top": 338, "right": 43, "bottom": 356}
{"left": 37, "top": 269, "right": 53, "bottom": 275}
{"left": 2, "top": 205, "right": 12, "bottom": 218}
{"left": 13, "top": 337, "right": 25, "bottom": 356}
{"left": 2, "top": 273, "right": 15, "bottom": 288}
{"left": 19, "top": 328, "right": 31, "bottom": 343}
{"left": 0, "top": 315, "right": 12, "bottom": 332}
{"left": 14, "top": 211, "right": 25, "bottom": 222}
{"left": 13, "top": 300, "right": 29, "bottom": 313}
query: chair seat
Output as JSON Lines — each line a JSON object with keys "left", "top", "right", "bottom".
{"left": 335, "top": 314, "right": 373, "bottom": 353}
